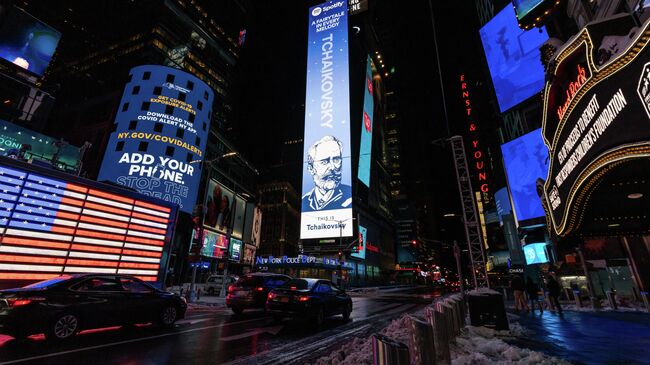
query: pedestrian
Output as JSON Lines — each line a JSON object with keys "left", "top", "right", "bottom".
{"left": 547, "top": 273, "right": 563, "bottom": 314}
{"left": 526, "top": 276, "right": 543, "bottom": 314}
{"left": 511, "top": 275, "right": 528, "bottom": 312}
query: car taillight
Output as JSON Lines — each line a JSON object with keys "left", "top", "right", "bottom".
{"left": 298, "top": 295, "right": 310, "bottom": 302}
{"left": 228, "top": 285, "right": 235, "bottom": 293}
{"left": 7, "top": 297, "right": 44, "bottom": 307}
{"left": 255, "top": 287, "right": 264, "bottom": 292}
{"left": 268, "top": 292, "right": 277, "bottom": 300}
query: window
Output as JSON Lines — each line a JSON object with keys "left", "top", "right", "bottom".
{"left": 116, "top": 141, "right": 125, "bottom": 151}
{"left": 314, "top": 282, "right": 332, "bottom": 294}
{"left": 176, "top": 128, "right": 184, "bottom": 138}
{"left": 154, "top": 123, "right": 163, "bottom": 132}
{"left": 204, "top": 91, "right": 209, "bottom": 100}
{"left": 186, "top": 153, "right": 192, "bottom": 163}
{"left": 128, "top": 120, "right": 137, "bottom": 130}
{"left": 143, "top": 71, "right": 151, "bottom": 80}
{"left": 188, "top": 113, "right": 195, "bottom": 123}
{"left": 122, "top": 102, "right": 129, "bottom": 112}
{"left": 138, "top": 141, "right": 148, "bottom": 152}
{"left": 73, "top": 277, "right": 124, "bottom": 292}
{"left": 264, "top": 276, "right": 289, "bottom": 288}
{"left": 178, "top": 93, "right": 186, "bottom": 102}
{"left": 120, "top": 278, "right": 154, "bottom": 293}
{"left": 165, "top": 105, "right": 174, "bottom": 115}
{"left": 195, "top": 136, "right": 201, "bottom": 146}
{"left": 141, "top": 101, "right": 150, "bottom": 111}
{"left": 165, "top": 146, "right": 174, "bottom": 157}
{"left": 186, "top": 80, "right": 194, "bottom": 90}
{"left": 166, "top": 74, "right": 175, "bottom": 83}
{"left": 202, "top": 122, "right": 207, "bottom": 131}
{"left": 153, "top": 86, "right": 162, "bottom": 95}
{"left": 197, "top": 101, "right": 203, "bottom": 111}
{"left": 132, "top": 86, "right": 140, "bottom": 95}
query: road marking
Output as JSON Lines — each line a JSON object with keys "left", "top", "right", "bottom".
{"left": 220, "top": 325, "right": 283, "bottom": 341}
{"left": 0, "top": 317, "right": 268, "bottom": 365}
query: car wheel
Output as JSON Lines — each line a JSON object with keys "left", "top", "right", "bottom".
{"left": 342, "top": 303, "right": 352, "bottom": 321}
{"left": 159, "top": 305, "right": 178, "bottom": 327}
{"left": 232, "top": 306, "right": 244, "bottom": 315}
{"left": 315, "top": 307, "right": 325, "bottom": 328}
{"left": 208, "top": 287, "right": 215, "bottom": 296}
{"left": 46, "top": 313, "right": 79, "bottom": 341}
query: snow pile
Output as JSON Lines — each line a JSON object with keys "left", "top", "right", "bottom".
{"left": 468, "top": 288, "right": 502, "bottom": 296}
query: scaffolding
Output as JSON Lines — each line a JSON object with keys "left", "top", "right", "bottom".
{"left": 449, "top": 135, "right": 489, "bottom": 288}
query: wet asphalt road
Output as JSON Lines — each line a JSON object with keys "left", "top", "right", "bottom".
{"left": 0, "top": 286, "right": 439, "bottom": 365}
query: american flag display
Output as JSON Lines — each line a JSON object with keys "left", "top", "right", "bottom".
{"left": 0, "top": 163, "right": 175, "bottom": 282}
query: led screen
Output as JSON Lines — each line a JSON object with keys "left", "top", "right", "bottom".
{"left": 0, "top": 161, "right": 175, "bottom": 282}
{"left": 229, "top": 238, "right": 242, "bottom": 262}
{"left": 300, "top": 1, "right": 353, "bottom": 239}
{"left": 524, "top": 243, "right": 549, "bottom": 265}
{"left": 204, "top": 179, "right": 240, "bottom": 234}
{"left": 351, "top": 225, "right": 367, "bottom": 259}
{"left": 98, "top": 65, "right": 213, "bottom": 214}
{"left": 501, "top": 128, "right": 549, "bottom": 222}
{"left": 357, "top": 55, "right": 374, "bottom": 187}
{"left": 513, "top": 0, "right": 546, "bottom": 20}
{"left": 201, "top": 230, "right": 229, "bottom": 259}
{"left": 0, "top": 6, "right": 60, "bottom": 76}
{"left": 479, "top": 5, "right": 548, "bottom": 112}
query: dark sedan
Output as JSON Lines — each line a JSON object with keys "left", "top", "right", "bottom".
{"left": 0, "top": 274, "right": 187, "bottom": 341}
{"left": 266, "top": 278, "right": 352, "bottom": 327}
{"left": 226, "top": 273, "right": 291, "bottom": 314}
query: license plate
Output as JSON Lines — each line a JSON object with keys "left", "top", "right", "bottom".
{"left": 279, "top": 296, "right": 289, "bottom": 303}
{"left": 235, "top": 291, "right": 249, "bottom": 297}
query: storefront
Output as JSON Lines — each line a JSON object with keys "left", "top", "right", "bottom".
{"left": 254, "top": 255, "right": 354, "bottom": 286}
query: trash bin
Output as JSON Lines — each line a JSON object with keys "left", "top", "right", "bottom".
{"left": 372, "top": 334, "right": 410, "bottom": 365}
{"left": 467, "top": 289, "right": 509, "bottom": 330}
{"left": 409, "top": 315, "right": 436, "bottom": 365}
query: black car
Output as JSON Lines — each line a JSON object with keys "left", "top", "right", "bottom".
{"left": 0, "top": 274, "right": 187, "bottom": 341}
{"left": 226, "top": 273, "right": 291, "bottom": 314}
{"left": 266, "top": 278, "right": 352, "bottom": 326}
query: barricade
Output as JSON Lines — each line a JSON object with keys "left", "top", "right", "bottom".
{"left": 408, "top": 315, "right": 437, "bottom": 365}
{"left": 425, "top": 305, "right": 451, "bottom": 365}
{"left": 372, "top": 334, "right": 410, "bottom": 365}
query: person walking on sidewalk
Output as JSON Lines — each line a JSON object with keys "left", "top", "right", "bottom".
{"left": 547, "top": 273, "right": 563, "bottom": 314}
{"left": 526, "top": 276, "right": 543, "bottom": 314}
{"left": 511, "top": 275, "right": 529, "bottom": 312}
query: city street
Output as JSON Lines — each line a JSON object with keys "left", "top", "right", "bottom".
{"left": 0, "top": 287, "right": 437, "bottom": 365}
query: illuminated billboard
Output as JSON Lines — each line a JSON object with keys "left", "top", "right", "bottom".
{"left": 0, "top": 119, "right": 81, "bottom": 172}
{"left": 0, "top": 6, "right": 60, "bottom": 76}
{"left": 204, "top": 179, "right": 238, "bottom": 234}
{"left": 358, "top": 55, "right": 375, "bottom": 187}
{"left": 523, "top": 243, "right": 549, "bottom": 265}
{"left": 230, "top": 238, "right": 242, "bottom": 262}
{"left": 98, "top": 65, "right": 213, "bottom": 214}
{"left": 0, "top": 159, "right": 176, "bottom": 283}
{"left": 501, "top": 128, "right": 549, "bottom": 222}
{"left": 200, "top": 230, "right": 229, "bottom": 259}
{"left": 300, "top": 1, "right": 353, "bottom": 239}
{"left": 479, "top": 5, "right": 548, "bottom": 112}
{"left": 351, "top": 225, "right": 367, "bottom": 259}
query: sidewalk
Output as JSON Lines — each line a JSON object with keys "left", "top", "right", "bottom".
{"left": 505, "top": 309, "right": 650, "bottom": 365}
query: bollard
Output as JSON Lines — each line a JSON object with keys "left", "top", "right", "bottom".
{"left": 446, "top": 299, "right": 461, "bottom": 336}
{"left": 427, "top": 306, "right": 451, "bottom": 365}
{"left": 573, "top": 290, "right": 582, "bottom": 308}
{"left": 372, "top": 334, "right": 410, "bottom": 365}
{"left": 606, "top": 291, "right": 617, "bottom": 310}
{"left": 409, "top": 315, "right": 437, "bottom": 365}
{"left": 641, "top": 292, "right": 650, "bottom": 313}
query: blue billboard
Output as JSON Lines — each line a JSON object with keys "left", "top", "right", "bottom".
{"left": 479, "top": 5, "right": 548, "bottom": 112}
{"left": 524, "top": 243, "right": 549, "bottom": 265}
{"left": 300, "top": 1, "right": 353, "bottom": 239}
{"left": 357, "top": 55, "right": 374, "bottom": 187}
{"left": 513, "top": 0, "right": 546, "bottom": 20}
{"left": 352, "top": 225, "right": 367, "bottom": 259}
{"left": 98, "top": 65, "right": 213, "bottom": 214}
{"left": 501, "top": 128, "right": 549, "bottom": 222}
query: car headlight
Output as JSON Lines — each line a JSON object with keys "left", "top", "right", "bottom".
{"left": 180, "top": 296, "right": 187, "bottom": 305}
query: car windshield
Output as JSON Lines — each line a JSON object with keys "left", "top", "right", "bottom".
{"left": 280, "top": 279, "right": 316, "bottom": 290}
{"left": 23, "top": 275, "right": 73, "bottom": 289}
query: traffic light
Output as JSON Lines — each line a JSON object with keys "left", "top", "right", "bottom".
{"left": 412, "top": 240, "right": 417, "bottom": 247}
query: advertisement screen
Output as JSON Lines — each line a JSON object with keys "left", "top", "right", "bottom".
{"left": 232, "top": 196, "right": 246, "bottom": 239}
{"left": 501, "top": 128, "right": 549, "bottom": 222}
{"left": 242, "top": 244, "right": 255, "bottom": 265}
{"left": 300, "top": 1, "right": 353, "bottom": 239}
{"left": 98, "top": 65, "right": 213, "bottom": 214}
{"left": 513, "top": 0, "right": 546, "bottom": 20}
{"left": 204, "top": 179, "right": 236, "bottom": 234}
{"left": 0, "top": 119, "right": 81, "bottom": 172}
{"left": 358, "top": 55, "right": 374, "bottom": 187}
{"left": 351, "top": 225, "right": 367, "bottom": 259}
{"left": 0, "top": 6, "right": 60, "bottom": 76}
{"left": 0, "top": 160, "right": 175, "bottom": 282}
{"left": 494, "top": 187, "right": 512, "bottom": 223}
{"left": 479, "top": 5, "right": 548, "bottom": 112}
{"left": 524, "top": 243, "right": 549, "bottom": 265}
{"left": 201, "top": 230, "right": 229, "bottom": 259}
{"left": 250, "top": 206, "right": 262, "bottom": 248}
{"left": 230, "top": 238, "right": 242, "bottom": 262}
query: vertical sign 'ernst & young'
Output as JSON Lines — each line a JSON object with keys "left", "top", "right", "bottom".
{"left": 99, "top": 65, "right": 213, "bottom": 214}
{"left": 542, "top": 17, "right": 650, "bottom": 236}
{"left": 300, "top": 1, "right": 353, "bottom": 239}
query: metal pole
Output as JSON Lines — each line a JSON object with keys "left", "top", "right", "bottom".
{"left": 577, "top": 246, "right": 599, "bottom": 307}
{"left": 220, "top": 256, "right": 230, "bottom": 297}
{"left": 428, "top": 0, "right": 450, "bottom": 136}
